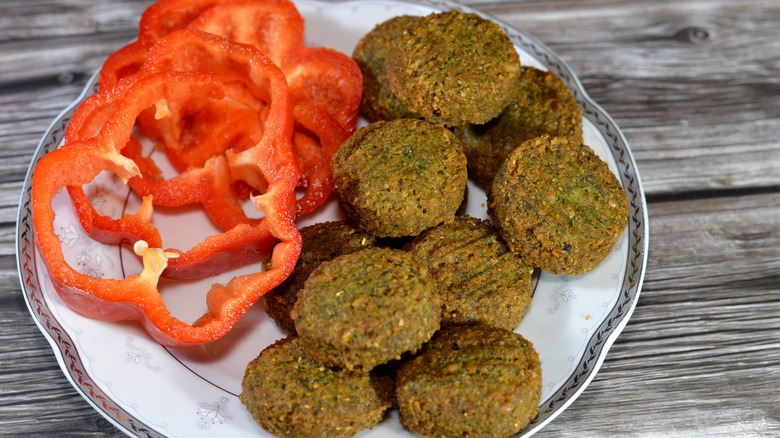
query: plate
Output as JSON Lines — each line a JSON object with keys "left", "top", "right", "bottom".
{"left": 16, "top": 0, "right": 648, "bottom": 436}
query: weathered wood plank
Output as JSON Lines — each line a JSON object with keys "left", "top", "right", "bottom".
{"left": 0, "top": 0, "right": 148, "bottom": 85}
{"left": 0, "top": 34, "right": 132, "bottom": 86}
{"left": 0, "top": 0, "right": 148, "bottom": 42}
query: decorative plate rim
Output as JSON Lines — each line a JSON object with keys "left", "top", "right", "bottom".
{"left": 15, "top": 0, "right": 649, "bottom": 436}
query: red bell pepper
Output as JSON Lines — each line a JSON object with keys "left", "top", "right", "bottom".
{"left": 70, "top": 30, "right": 296, "bottom": 238}
{"left": 291, "top": 103, "right": 350, "bottom": 217}
{"left": 32, "top": 33, "right": 301, "bottom": 347}
{"left": 99, "top": 0, "right": 220, "bottom": 87}
{"left": 187, "top": 0, "right": 305, "bottom": 68}
{"left": 184, "top": 0, "right": 361, "bottom": 133}
{"left": 97, "top": 0, "right": 361, "bottom": 221}
{"left": 185, "top": 0, "right": 361, "bottom": 219}
{"left": 283, "top": 46, "right": 363, "bottom": 134}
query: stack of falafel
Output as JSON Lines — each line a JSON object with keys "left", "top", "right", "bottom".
{"left": 241, "top": 9, "right": 629, "bottom": 438}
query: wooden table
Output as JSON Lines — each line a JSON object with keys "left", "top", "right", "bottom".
{"left": 2, "top": 0, "right": 778, "bottom": 436}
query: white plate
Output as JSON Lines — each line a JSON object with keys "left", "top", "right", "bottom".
{"left": 16, "top": 0, "right": 649, "bottom": 436}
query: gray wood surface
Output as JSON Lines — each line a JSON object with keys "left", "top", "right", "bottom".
{"left": 1, "top": 0, "right": 778, "bottom": 436}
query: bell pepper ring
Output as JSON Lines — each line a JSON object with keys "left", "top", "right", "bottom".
{"left": 103, "top": 0, "right": 360, "bottom": 134}
{"left": 32, "top": 39, "right": 302, "bottom": 346}
{"left": 70, "top": 29, "right": 296, "bottom": 245}
{"left": 282, "top": 46, "right": 363, "bottom": 134}
{"left": 98, "top": 0, "right": 361, "bottom": 220}
{"left": 128, "top": 29, "right": 295, "bottom": 231}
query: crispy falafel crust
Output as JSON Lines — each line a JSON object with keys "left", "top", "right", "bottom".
{"left": 293, "top": 247, "right": 441, "bottom": 371}
{"left": 386, "top": 10, "right": 521, "bottom": 126}
{"left": 240, "top": 336, "right": 394, "bottom": 438}
{"left": 397, "top": 323, "right": 542, "bottom": 438}
{"left": 406, "top": 215, "right": 535, "bottom": 330}
{"left": 264, "top": 221, "right": 377, "bottom": 333}
{"left": 332, "top": 119, "right": 467, "bottom": 238}
{"left": 489, "top": 135, "right": 629, "bottom": 275}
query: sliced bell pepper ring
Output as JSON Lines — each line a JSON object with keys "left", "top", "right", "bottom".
{"left": 99, "top": 41, "right": 149, "bottom": 89}
{"left": 100, "top": 0, "right": 302, "bottom": 88}
{"left": 33, "top": 60, "right": 301, "bottom": 346}
{"left": 138, "top": 0, "right": 222, "bottom": 43}
{"left": 142, "top": 30, "right": 300, "bottom": 275}
{"left": 97, "top": 0, "right": 360, "bottom": 223}
{"left": 63, "top": 70, "right": 212, "bottom": 249}
{"left": 129, "top": 30, "right": 294, "bottom": 231}
{"left": 59, "top": 31, "right": 302, "bottom": 279}
{"left": 72, "top": 30, "right": 294, "bottom": 240}
{"left": 184, "top": 0, "right": 361, "bottom": 217}
{"left": 100, "top": 0, "right": 220, "bottom": 87}
{"left": 68, "top": 82, "right": 263, "bottom": 244}
{"left": 104, "top": 0, "right": 361, "bottom": 134}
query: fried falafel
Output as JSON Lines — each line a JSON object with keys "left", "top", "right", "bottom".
{"left": 406, "top": 215, "right": 535, "bottom": 330}
{"left": 292, "top": 247, "right": 441, "bottom": 371}
{"left": 241, "top": 336, "right": 394, "bottom": 438}
{"left": 489, "top": 135, "right": 628, "bottom": 275}
{"left": 264, "top": 221, "right": 377, "bottom": 333}
{"left": 386, "top": 10, "right": 521, "bottom": 126}
{"left": 332, "top": 119, "right": 467, "bottom": 238}
{"left": 396, "top": 323, "right": 542, "bottom": 438}
{"left": 455, "top": 66, "right": 583, "bottom": 189}
{"left": 352, "top": 15, "right": 421, "bottom": 122}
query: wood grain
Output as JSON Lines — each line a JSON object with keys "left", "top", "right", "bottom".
{"left": 1, "top": 0, "right": 778, "bottom": 436}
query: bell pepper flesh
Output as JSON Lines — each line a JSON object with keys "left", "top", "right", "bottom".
{"left": 97, "top": 0, "right": 361, "bottom": 220}
{"left": 291, "top": 103, "right": 350, "bottom": 217}
{"left": 32, "top": 35, "right": 302, "bottom": 346}
{"left": 32, "top": 0, "right": 368, "bottom": 345}
{"left": 72, "top": 29, "right": 295, "bottom": 243}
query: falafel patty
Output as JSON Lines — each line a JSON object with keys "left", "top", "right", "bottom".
{"left": 396, "top": 323, "right": 542, "bottom": 438}
{"left": 292, "top": 247, "right": 441, "bottom": 371}
{"left": 489, "top": 135, "right": 629, "bottom": 275}
{"left": 264, "top": 221, "right": 377, "bottom": 333}
{"left": 332, "top": 119, "right": 467, "bottom": 238}
{"left": 455, "top": 66, "right": 584, "bottom": 188}
{"left": 240, "top": 336, "right": 394, "bottom": 438}
{"left": 406, "top": 215, "right": 535, "bottom": 330}
{"left": 386, "top": 10, "right": 521, "bottom": 126}
{"left": 352, "top": 15, "right": 421, "bottom": 122}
